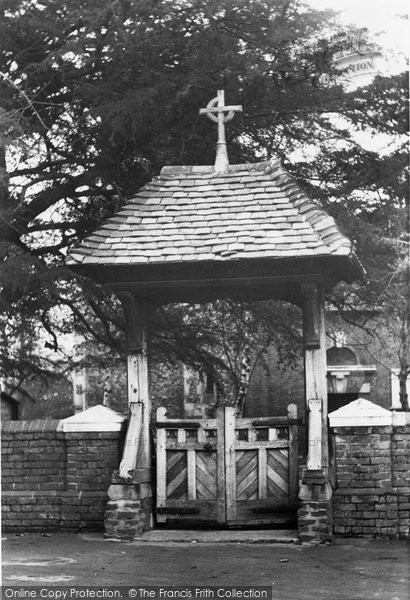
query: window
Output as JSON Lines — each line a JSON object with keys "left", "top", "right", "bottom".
{"left": 206, "top": 373, "right": 215, "bottom": 394}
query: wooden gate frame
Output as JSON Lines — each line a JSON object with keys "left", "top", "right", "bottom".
{"left": 155, "top": 404, "right": 298, "bottom": 525}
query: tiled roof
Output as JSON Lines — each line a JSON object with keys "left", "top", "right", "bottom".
{"left": 67, "top": 159, "right": 355, "bottom": 267}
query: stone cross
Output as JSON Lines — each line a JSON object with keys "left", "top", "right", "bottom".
{"left": 199, "top": 90, "right": 242, "bottom": 172}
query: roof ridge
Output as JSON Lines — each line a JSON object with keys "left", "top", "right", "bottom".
{"left": 160, "top": 161, "right": 274, "bottom": 178}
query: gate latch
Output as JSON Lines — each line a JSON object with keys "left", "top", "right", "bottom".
{"left": 203, "top": 442, "right": 214, "bottom": 455}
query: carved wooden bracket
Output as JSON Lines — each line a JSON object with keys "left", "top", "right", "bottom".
{"left": 301, "top": 283, "right": 321, "bottom": 349}
{"left": 118, "top": 292, "right": 147, "bottom": 353}
{"left": 119, "top": 401, "right": 143, "bottom": 481}
{"left": 307, "top": 398, "right": 322, "bottom": 470}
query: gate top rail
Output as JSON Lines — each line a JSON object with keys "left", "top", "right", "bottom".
{"left": 156, "top": 420, "right": 201, "bottom": 429}
{"left": 155, "top": 405, "right": 299, "bottom": 428}
{"left": 250, "top": 417, "right": 300, "bottom": 427}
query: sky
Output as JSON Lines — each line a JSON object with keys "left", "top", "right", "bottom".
{"left": 300, "top": 0, "right": 408, "bottom": 155}
{"left": 307, "top": 0, "right": 409, "bottom": 74}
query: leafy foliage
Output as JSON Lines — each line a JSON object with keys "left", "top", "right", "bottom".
{"left": 153, "top": 300, "right": 302, "bottom": 405}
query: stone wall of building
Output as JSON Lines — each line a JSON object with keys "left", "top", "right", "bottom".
{"left": 332, "top": 424, "right": 410, "bottom": 539}
{"left": 1, "top": 419, "right": 123, "bottom": 532}
{"left": 326, "top": 313, "right": 394, "bottom": 411}
{"left": 248, "top": 311, "right": 399, "bottom": 417}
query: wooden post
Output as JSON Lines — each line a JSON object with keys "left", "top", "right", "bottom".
{"left": 104, "top": 295, "right": 153, "bottom": 539}
{"left": 301, "top": 283, "right": 328, "bottom": 470}
{"left": 299, "top": 284, "right": 333, "bottom": 543}
{"left": 118, "top": 292, "right": 151, "bottom": 484}
{"left": 224, "top": 406, "right": 236, "bottom": 522}
{"left": 216, "top": 406, "right": 226, "bottom": 523}
{"left": 287, "top": 403, "right": 299, "bottom": 504}
{"left": 156, "top": 407, "right": 167, "bottom": 522}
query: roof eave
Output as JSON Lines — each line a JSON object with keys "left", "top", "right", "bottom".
{"left": 69, "top": 252, "right": 364, "bottom": 303}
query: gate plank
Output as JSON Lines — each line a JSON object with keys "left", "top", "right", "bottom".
{"left": 156, "top": 407, "right": 167, "bottom": 523}
{"left": 258, "top": 447, "right": 267, "bottom": 500}
{"left": 236, "top": 469, "right": 258, "bottom": 500}
{"left": 156, "top": 407, "right": 167, "bottom": 515}
{"left": 267, "top": 449, "right": 289, "bottom": 481}
{"left": 236, "top": 452, "right": 257, "bottom": 486}
{"left": 196, "top": 454, "right": 217, "bottom": 500}
{"left": 216, "top": 407, "right": 226, "bottom": 523}
{"left": 187, "top": 449, "right": 196, "bottom": 500}
{"left": 289, "top": 418, "right": 299, "bottom": 504}
{"left": 267, "top": 472, "right": 288, "bottom": 497}
{"left": 267, "top": 457, "right": 289, "bottom": 497}
{"left": 236, "top": 449, "right": 256, "bottom": 472}
{"left": 225, "top": 406, "right": 237, "bottom": 521}
{"left": 167, "top": 473, "right": 188, "bottom": 499}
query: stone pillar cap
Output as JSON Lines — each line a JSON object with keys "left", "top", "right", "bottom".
{"left": 61, "top": 404, "right": 126, "bottom": 432}
{"left": 329, "top": 398, "right": 406, "bottom": 427}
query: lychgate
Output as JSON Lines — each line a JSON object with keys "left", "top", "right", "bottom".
{"left": 68, "top": 90, "right": 364, "bottom": 542}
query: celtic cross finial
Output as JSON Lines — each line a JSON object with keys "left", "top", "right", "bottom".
{"left": 199, "top": 90, "right": 242, "bottom": 172}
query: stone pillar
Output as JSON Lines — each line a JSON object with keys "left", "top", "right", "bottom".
{"left": 62, "top": 405, "right": 125, "bottom": 530}
{"left": 298, "top": 282, "right": 332, "bottom": 543}
{"left": 329, "top": 399, "right": 408, "bottom": 539}
{"left": 104, "top": 293, "right": 153, "bottom": 540}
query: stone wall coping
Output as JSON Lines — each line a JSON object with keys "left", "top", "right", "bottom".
{"left": 2, "top": 490, "right": 108, "bottom": 498}
{"left": 392, "top": 411, "right": 408, "bottom": 426}
{"left": 1, "top": 418, "right": 61, "bottom": 433}
{"left": 61, "top": 404, "right": 126, "bottom": 432}
{"left": 329, "top": 398, "right": 407, "bottom": 427}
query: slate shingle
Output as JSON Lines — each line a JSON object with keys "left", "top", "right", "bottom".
{"left": 67, "top": 159, "right": 354, "bottom": 266}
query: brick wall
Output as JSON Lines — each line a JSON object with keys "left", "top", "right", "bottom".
{"left": 332, "top": 424, "right": 410, "bottom": 539}
{"left": 1, "top": 419, "right": 123, "bottom": 532}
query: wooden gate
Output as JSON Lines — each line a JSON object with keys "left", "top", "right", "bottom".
{"left": 155, "top": 405, "right": 298, "bottom": 526}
